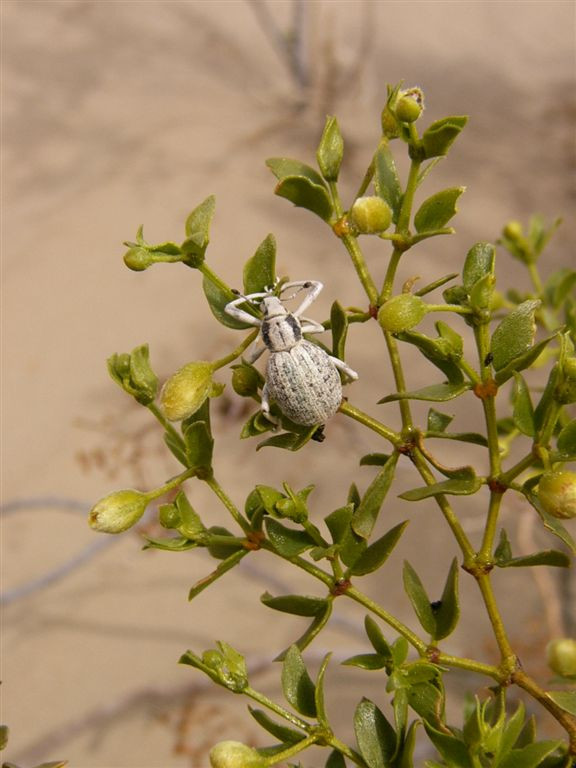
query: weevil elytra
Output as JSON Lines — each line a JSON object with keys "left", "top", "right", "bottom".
{"left": 225, "top": 280, "right": 358, "bottom": 426}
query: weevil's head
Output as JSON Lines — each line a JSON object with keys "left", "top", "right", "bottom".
{"left": 260, "top": 296, "right": 287, "bottom": 319}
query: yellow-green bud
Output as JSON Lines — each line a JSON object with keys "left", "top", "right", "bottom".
{"left": 209, "top": 741, "right": 265, "bottom": 768}
{"left": 89, "top": 489, "right": 148, "bottom": 534}
{"left": 123, "top": 246, "right": 154, "bottom": 272}
{"left": 555, "top": 357, "right": 576, "bottom": 404}
{"left": 161, "top": 362, "right": 214, "bottom": 421}
{"left": 231, "top": 364, "right": 261, "bottom": 398}
{"left": 378, "top": 294, "right": 427, "bottom": 333}
{"left": 503, "top": 220, "right": 523, "bottom": 241}
{"left": 546, "top": 638, "right": 576, "bottom": 678}
{"left": 538, "top": 470, "right": 576, "bottom": 519}
{"left": 395, "top": 87, "right": 424, "bottom": 123}
{"left": 349, "top": 197, "right": 392, "bottom": 234}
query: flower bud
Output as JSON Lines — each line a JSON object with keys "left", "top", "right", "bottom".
{"left": 555, "top": 357, "right": 576, "bottom": 404}
{"left": 161, "top": 362, "right": 214, "bottom": 421}
{"left": 231, "top": 363, "right": 262, "bottom": 398}
{"left": 537, "top": 470, "right": 576, "bottom": 519}
{"left": 502, "top": 220, "right": 523, "bottom": 241}
{"left": 209, "top": 741, "right": 265, "bottom": 768}
{"left": 546, "top": 638, "right": 576, "bottom": 678}
{"left": 123, "top": 246, "right": 155, "bottom": 272}
{"left": 349, "top": 197, "right": 392, "bottom": 234}
{"left": 89, "top": 489, "right": 148, "bottom": 534}
{"left": 378, "top": 294, "right": 427, "bottom": 333}
{"left": 395, "top": 87, "right": 424, "bottom": 123}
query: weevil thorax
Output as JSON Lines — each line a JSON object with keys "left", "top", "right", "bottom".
{"left": 260, "top": 296, "right": 302, "bottom": 352}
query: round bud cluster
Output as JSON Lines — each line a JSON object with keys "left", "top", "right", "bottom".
{"left": 161, "top": 362, "right": 214, "bottom": 421}
{"left": 395, "top": 87, "right": 424, "bottom": 123}
{"left": 546, "top": 638, "right": 576, "bottom": 678}
{"left": 349, "top": 197, "right": 392, "bottom": 234}
{"left": 89, "top": 489, "right": 148, "bottom": 534}
{"left": 378, "top": 293, "right": 427, "bottom": 333}
{"left": 209, "top": 741, "right": 265, "bottom": 768}
{"left": 537, "top": 470, "right": 576, "bottom": 520}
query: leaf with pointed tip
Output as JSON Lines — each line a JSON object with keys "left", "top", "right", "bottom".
{"left": 403, "top": 561, "right": 435, "bottom": 636}
{"left": 265, "top": 518, "right": 316, "bottom": 556}
{"left": 261, "top": 593, "right": 328, "bottom": 616}
{"left": 557, "top": 419, "right": 576, "bottom": 459}
{"left": 267, "top": 158, "right": 333, "bottom": 221}
{"left": 248, "top": 706, "right": 305, "bottom": 743}
{"left": 350, "top": 521, "right": 409, "bottom": 576}
{"left": 546, "top": 691, "right": 576, "bottom": 716}
{"left": 342, "top": 653, "right": 388, "bottom": 670}
{"left": 512, "top": 373, "right": 535, "bottom": 437}
{"left": 423, "top": 722, "right": 473, "bottom": 768}
{"left": 188, "top": 550, "right": 248, "bottom": 600}
{"left": 490, "top": 300, "right": 540, "bottom": 372}
{"left": 281, "top": 645, "right": 317, "bottom": 717}
{"left": 330, "top": 301, "right": 348, "bottom": 360}
{"left": 498, "top": 740, "right": 565, "bottom": 768}
{"left": 414, "top": 187, "right": 465, "bottom": 234}
{"left": 494, "top": 333, "right": 555, "bottom": 385}
{"left": 243, "top": 234, "right": 277, "bottom": 295}
{"left": 380, "top": 382, "right": 470, "bottom": 403}
{"left": 374, "top": 143, "right": 402, "bottom": 220}
{"left": 203, "top": 274, "right": 251, "bottom": 329}
{"left": 314, "top": 653, "right": 332, "bottom": 728}
{"left": 400, "top": 473, "right": 482, "bottom": 501}
{"left": 463, "top": 243, "right": 495, "bottom": 292}
{"left": 275, "top": 602, "right": 333, "bottom": 660}
{"left": 352, "top": 453, "right": 399, "bottom": 539}
{"left": 422, "top": 116, "right": 468, "bottom": 159}
{"left": 354, "top": 698, "right": 397, "bottom": 768}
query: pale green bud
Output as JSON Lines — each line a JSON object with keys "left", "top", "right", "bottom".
{"left": 395, "top": 87, "right": 424, "bottom": 123}
{"left": 89, "top": 489, "right": 148, "bottom": 534}
{"left": 546, "top": 638, "right": 576, "bottom": 677}
{"left": 538, "top": 470, "right": 576, "bottom": 519}
{"left": 209, "top": 741, "right": 265, "bottom": 768}
{"left": 161, "top": 361, "right": 214, "bottom": 421}
{"left": 378, "top": 293, "right": 428, "bottom": 333}
{"left": 349, "top": 197, "right": 392, "bottom": 234}
{"left": 502, "top": 220, "right": 523, "bottom": 241}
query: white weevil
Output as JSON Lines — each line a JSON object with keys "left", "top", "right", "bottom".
{"left": 225, "top": 280, "right": 358, "bottom": 426}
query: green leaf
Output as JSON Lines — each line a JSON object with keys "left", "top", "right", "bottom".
{"left": 512, "top": 373, "right": 535, "bottom": 437}
{"left": 281, "top": 645, "right": 317, "bottom": 717}
{"left": 397, "top": 720, "right": 420, "bottom": 768}
{"left": 557, "top": 419, "right": 576, "bottom": 459}
{"left": 415, "top": 272, "right": 460, "bottom": 297}
{"left": 265, "top": 518, "right": 316, "bottom": 556}
{"left": 494, "top": 333, "right": 555, "bottom": 385}
{"left": 414, "top": 187, "right": 464, "bottom": 234}
{"left": 187, "top": 549, "right": 248, "bottom": 600}
{"left": 407, "top": 679, "right": 445, "bottom": 729}
{"left": 421, "top": 116, "right": 468, "bottom": 159}
{"left": 360, "top": 452, "right": 392, "bottom": 467}
{"left": 325, "top": 504, "right": 366, "bottom": 568}
{"left": 182, "top": 195, "right": 215, "bottom": 266}
{"left": 350, "top": 520, "right": 409, "bottom": 576}
{"left": 256, "top": 427, "right": 318, "bottom": 452}
{"left": 325, "top": 750, "right": 347, "bottom": 768}
{"left": 317, "top": 116, "right": 344, "bottom": 182}
{"left": 314, "top": 652, "right": 332, "bottom": 728}
{"left": 403, "top": 561, "right": 436, "bottom": 636}
{"left": 182, "top": 418, "right": 213, "bottom": 473}
{"left": 330, "top": 301, "right": 348, "bottom": 360}
{"left": 374, "top": 142, "right": 402, "bottom": 220}
{"left": 433, "top": 557, "right": 460, "bottom": 639}
{"left": 143, "top": 535, "right": 198, "bottom": 551}
{"left": 497, "top": 702, "right": 527, "bottom": 760}
{"left": 266, "top": 157, "right": 333, "bottom": 221}
{"left": 163, "top": 429, "right": 189, "bottom": 467}
{"left": 354, "top": 698, "right": 397, "bottom": 768}
{"left": 423, "top": 722, "right": 473, "bottom": 768}
{"left": 379, "top": 382, "right": 470, "bottom": 403}
{"left": 395, "top": 329, "right": 464, "bottom": 385}
{"left": 427, "top": 409, "right": 454, "bottom": 433}
{"left": 243, "top": 234, "right": 277, "bottom": 295}
{"left": 260, "top": 593, "right": 328, "bottom": 616}
{"left": 248, "top": 706, "right": 305, "bottom": 743}
{"left": 352, "top": 453, "right": 399, "bottom": 539}
{"left": 342, "top": 653, "right": 388, "bottom": 670}
{"left": 425, "top": 430, "right": 488, "bottom": 447}
{"left": 498, "top": 741, "right": 565, "bottom": 768}
{"left": 462, "top": 242, "right": 496, "bottom": 292}
{"left": 364, "top": 615, "right": 393, "bottom": 659}
{"left": 490, "top": 300, "right": 540, "bottom": 372}
{"left": 400, "top": 473, "right": 482, "bottom": 501}
{"left": 546, "top": 691, "right": 576, "bottom": 716}
{"left": 203, "top": 274, "right": 252, "bottom": 329}
{"left": 276, "top": 602, "right": 333, "bottom": 658}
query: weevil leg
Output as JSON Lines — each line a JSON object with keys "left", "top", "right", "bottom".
{"left": 329, "top": 356, "right": 359, "bottom": 381}
{"left": 300, "top": 318, "right": 325, "bottom": 334}
{"left": 281, "top": 280, "right": 323, "bottom": 318}
{"left": 244, "top": 337, "right": 266, "bottom": 364}
{"left": 260, "top": 383, "right": 279, "bottom": 427}
{"left": 224, "top": 294, "right": 264, "bottom": 327}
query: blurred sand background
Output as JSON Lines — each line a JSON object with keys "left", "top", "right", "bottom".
{"left": 2, "top": 1, "right": 575, "bottom": 766}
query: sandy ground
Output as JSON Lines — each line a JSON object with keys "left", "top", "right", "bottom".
{"left": 2, "top": 1, "right": 575, "bottom": 766}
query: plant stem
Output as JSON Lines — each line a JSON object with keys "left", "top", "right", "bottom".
{"left": 340, "top": 232, "right": 380, "bottom": 305}
{"left": 146, "top": 467, "right": 197, "bottom": 500}
{"left": 338, "top": 401, "right": 400, "bottom": 446}
{"left": 204, "top": 475, "right": 252, "bottom": 534}
{"left": 212, "top": 329, "right": 260, "bottom": 369}
{"left": 345, "top": 585, "right": 427, "bottom": 654}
